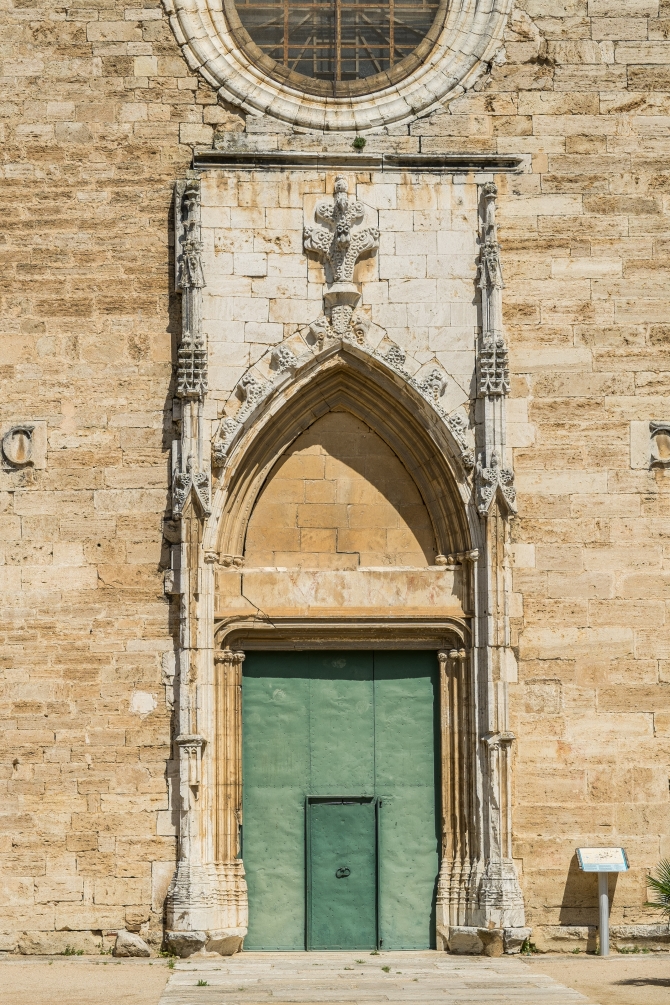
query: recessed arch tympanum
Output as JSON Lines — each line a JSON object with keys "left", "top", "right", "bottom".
{"left": 208, "top": 351, "right": 479, "bottom": 563}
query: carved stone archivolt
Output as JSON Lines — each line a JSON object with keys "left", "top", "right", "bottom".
{"left": 211, "top": 333, "right": 474, "bottom": 477}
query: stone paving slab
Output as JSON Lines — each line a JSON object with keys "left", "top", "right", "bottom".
{"left": 159, "top": 952, "right": 598, "bottom": 1005}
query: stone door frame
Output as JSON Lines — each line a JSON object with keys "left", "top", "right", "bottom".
{"left": 164, "top": 165, "right": 526, "bottom": 957}
{"left": 215, "top": 618, "right": 472, "bottom": 951}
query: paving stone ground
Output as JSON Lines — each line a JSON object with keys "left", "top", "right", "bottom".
{"left": 1, "top": 951, "right": 668, "bottom": 1005}
{"left": 158, "top": 951, "right": 595, "bottom": 1005}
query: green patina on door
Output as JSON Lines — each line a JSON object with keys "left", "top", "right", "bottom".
{"left": 307, "top": 798, "right": 378, "bottom": 950}
{"left": 242, "top": 651, "right": 439, "bottom": 950}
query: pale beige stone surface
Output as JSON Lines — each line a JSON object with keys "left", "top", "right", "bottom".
{"left": 2, "top": 0, "right": 670, "bottom": 953}
{"left": 245, "top": 411, "right": 436, "bottom": 569}
{"left": 522, "top": 954, "right": 670, "bottom": 1005}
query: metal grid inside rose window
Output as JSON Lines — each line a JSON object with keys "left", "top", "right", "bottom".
{"left": 235, "top": 0, "right": 440, "bottom": 82}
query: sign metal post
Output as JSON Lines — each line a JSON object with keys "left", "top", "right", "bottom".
{"left": 576, "top": 847, "right": 629, "bottom": 958}
{"left": 598, "top": 873, "right": 609, "bottom": 956}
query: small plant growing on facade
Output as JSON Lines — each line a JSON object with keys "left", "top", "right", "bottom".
{"left": 352, "top": 136, "right": 366, "bottom": 149}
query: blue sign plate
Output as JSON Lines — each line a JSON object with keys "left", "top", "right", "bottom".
{"left": 576, "top": 847, "right": 629, "bottom": 872}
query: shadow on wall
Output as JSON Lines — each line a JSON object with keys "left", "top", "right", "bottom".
{"left": 559, "top": 853, "right": 618, "bottom": 943}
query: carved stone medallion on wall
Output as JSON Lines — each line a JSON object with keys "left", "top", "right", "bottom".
{"left": 161, "top": 0, "right": 515, "bottom": 131}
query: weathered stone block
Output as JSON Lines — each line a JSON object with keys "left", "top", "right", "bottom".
{"left": 478, "top": 928, "right": 504, "bottom": 956}
{"left": 447, "top": 927, "right": 484, "bottom": 954}
{"left": 504, "top": 927, "right": 532, "bottom": 954}
{"left": 113, "top": 929, "right": 151, "bottom": 957}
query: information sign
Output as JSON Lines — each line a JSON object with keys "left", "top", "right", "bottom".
{"left": 576, "top": 847, "right": 629, "bottom": 872}
{"left": 575, "top": 847, "right": 629, "bottom": 957}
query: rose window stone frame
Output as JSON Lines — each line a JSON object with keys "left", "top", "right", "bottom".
{"left": 161, "top": 0, "right": 514, "bottom": 132}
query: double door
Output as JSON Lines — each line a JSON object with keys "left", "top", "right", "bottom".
{"left": 242, "top": 650, "right": 439, "bottom": 950}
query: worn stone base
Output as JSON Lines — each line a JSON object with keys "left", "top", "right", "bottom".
{"left": 532, "top": 924, "right": 670, "bottom": 953}
{"left": 444, "top": 926, "right": 531, "bottom": 955}
{"left": 164, "top": 929, "right": 244, "bottom": 958}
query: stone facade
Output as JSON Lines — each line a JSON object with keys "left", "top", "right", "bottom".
{"left": 2, "top": 0, "right": 670, "bottom": 956}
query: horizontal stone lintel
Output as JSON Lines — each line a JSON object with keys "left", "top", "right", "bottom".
{"left": 192, "top": 150, "right": 528, "bottom": 174}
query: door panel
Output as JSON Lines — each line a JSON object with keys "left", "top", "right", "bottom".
{"left": 308, "top": 652, "right": 374, "bottom": 795}
{"left": 374, "top": 651, "right": 439, "bottom": 950}
{"left": 243, "top": 652, "right": 311, "bottom": 949}
{"left": 242, "top": 649, "right": 439, "bottom": 951}
{"left": 308, "top": 799, "right": 377, "bottom": 950}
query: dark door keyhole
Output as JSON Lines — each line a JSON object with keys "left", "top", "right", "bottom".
{"left": 335, "top": 866, "right": 351, "bottom": 879}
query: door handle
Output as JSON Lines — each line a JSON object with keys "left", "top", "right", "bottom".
{"left": 335, "top": 866, "right": 351, "bottom": 879}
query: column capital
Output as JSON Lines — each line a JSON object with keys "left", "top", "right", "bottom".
{"left": 215, "top": 648, "right": 245, "bottom": 665}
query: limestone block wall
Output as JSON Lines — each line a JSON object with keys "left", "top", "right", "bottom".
{"left": 1, "top": 0, "right": 669, "bottom": 952}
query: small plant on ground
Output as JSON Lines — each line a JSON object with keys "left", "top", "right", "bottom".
{"left": 520, "top": 938, "right": 539, "bottom": 955}
{"left": 571, "top": 948, "right": 580, "bottom": 954}
{"left": 355, "top": 959, "right": 365, "bottom": 964}
{"left": 646, "top": 859, "right": 670, "bottom": 918}
{"left": 370, "top": 949, "right": 379, "bottom": 955}
{"left": 167, "top": 957, "right": 177, "bottom": 969}
{"left": 197, "top": 979, "right": 209, "bottom": 986}
{"left": 61, "top": 946, "right": 84, "bottom": 956}
{"left": 381, "top": 965, "right": 390, "bottom": 972}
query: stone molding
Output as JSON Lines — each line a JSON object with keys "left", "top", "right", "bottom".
{"left": 650, "top": 421, "right": 670, "bottom": 468}
{"left": 211, "top": 335, "right": 475, "bottom": 478}
{"left": 161, "top": 0, "right": 514, "bottom": 132}
{"left": 194, "top": 151, "right": 528, "bottom": 173}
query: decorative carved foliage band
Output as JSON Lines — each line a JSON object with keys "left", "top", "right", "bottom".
{"left": 161, "top": 0, "right": 514, "bottom": 131}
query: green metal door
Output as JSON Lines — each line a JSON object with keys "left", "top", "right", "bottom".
{"left": 307, "top": 798, "right": 377, "bottom": 950}
{"left": 242, "top": 650, "right": 438, "bottom": 951}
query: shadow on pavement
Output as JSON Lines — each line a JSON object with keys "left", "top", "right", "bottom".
{"left": 614, "top": 978, "right": 670, "bottom": 987}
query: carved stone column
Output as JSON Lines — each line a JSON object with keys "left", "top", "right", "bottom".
{"left": 212, "top": 648, "right": 248, "bottom": 952}
{"left": 436, "top": 648, "right": 477, "bottom": 942}
{"left": 473, "top": 181, "right": 525, "bottom": 930}
{"left": 165, "top": 174, "right": 242, "bottom": 956}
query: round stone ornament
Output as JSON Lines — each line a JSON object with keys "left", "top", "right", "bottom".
{"left": 2, "top": 426, "right": 34, "bottom": 467}
{"left": 161, "top": 0, "right": 513, "bottom": 131}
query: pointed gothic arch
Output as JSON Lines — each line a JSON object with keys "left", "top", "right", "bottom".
{"left": 204, "top": 342, "right": 481, "bottom": 562}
